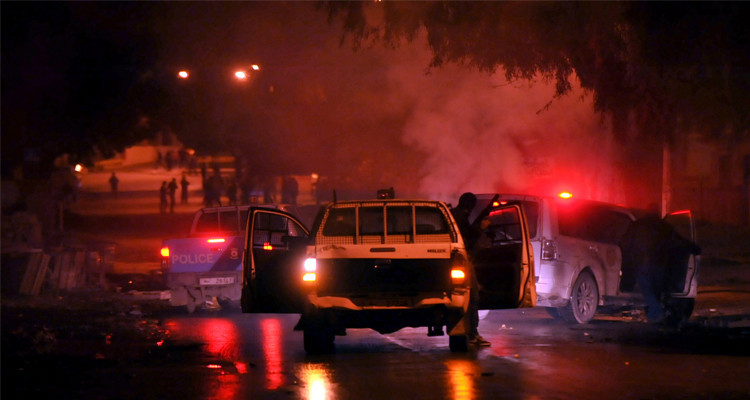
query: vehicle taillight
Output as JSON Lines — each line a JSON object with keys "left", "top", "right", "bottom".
{"left": 303, "top": 258, "right": 316, "bottom": 282}
{"left": 541, "top": 239, "right": 556, "bottom": 260}
{"left": 263, "top": 242, "right": 273, "bottom": 250}
{"left": 450, "top": 268, "right": 466, "bottom": 286}
{"left": 450, "top": 252, "right": 468, "bottom": 287}
{"left": 160, "top": 247, "right": 170, "bottom": 258}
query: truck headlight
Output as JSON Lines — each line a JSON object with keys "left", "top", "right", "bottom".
{"left": 303, "top": 258, "right": 317, "bottom": 282}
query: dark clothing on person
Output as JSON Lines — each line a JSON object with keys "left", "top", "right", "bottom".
{"left": 159, "top": 182, "right": 168, "bottom": 214}
{"left": 226, "top": 180, "right": 238, "bottom": 206}
{"left": 205, "top": 174, "right": 224, "bottom": 207}
{"left": 619, "top": 213, "right": 701, "bottom": 322}
{"left": 180, "top": 176, "right": 190, "bottom": 204}
{"left": 109, "top": 173, "right": 119, "bottom": 198}
{"left": 282, "top": 176, "right": 299, "bottom": 204}
{"left": 450, "top": 192, "right": 489, "bottom": 346}
{"left": 168, "top": 179, "right": 178, "bottom": 213}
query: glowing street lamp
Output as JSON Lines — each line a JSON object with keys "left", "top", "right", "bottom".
{"left": 234, "top": 64, "right": 261, "bottom": 81}
{"left": 177, "top": 70, "right": 189, "bottom": 79}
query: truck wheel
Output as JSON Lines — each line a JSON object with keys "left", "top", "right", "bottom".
{"left": 449, "top": 335, "right": 468, "bottom": 352}
{"left": 559, "top": 271, "right": 598, "bottom": 324}
{"left": 663, "top": 298, "right": 694, "bottom": 327}
{"left": 304, "top": 327, "right": 335, "bottom": 354}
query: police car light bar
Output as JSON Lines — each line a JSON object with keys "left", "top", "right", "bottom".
{"left": 207, "top": 238, "right": 226, "bottom": 243}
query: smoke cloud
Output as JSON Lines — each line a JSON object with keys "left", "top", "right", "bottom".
{"left": 157, "top": 3, "right": 627, "bottom": 205}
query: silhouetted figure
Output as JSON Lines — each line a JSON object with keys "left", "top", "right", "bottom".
{"left": 180, "top": 174, "right": 190, "bottom": 204}
{"left": 620, "top": 204, "right": 701, "bottom": 323}
{"left": 168, "top": 178, "right": 178, "bottom": 213}
{"left": 450, "top": 192, "right": 489, "bottom": 347}
{"left": 263, "top": 176, "right": 275, "bottom": 203}
{"left": 226, "top": 178, "right": 238, "bottom": 206}
{"left": 159, "top": 181, "right": 168, "bottom": 214}
{"left": 109, "top": 172, "right": 119, "bottom": 198}
{"left": 282, "top": 175, "right": 299, "bottom": 204}
{"left": 205, "top": 172, "right": 224, "bottom": 207}
{"left": 240, "top": 176, "right": 254, "bottom": 204}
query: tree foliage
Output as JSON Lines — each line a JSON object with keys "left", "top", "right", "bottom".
{"left": 1, "top": 2, "right": 163, "bottom": 175}
{"left": 325, "top": 1, "right": 750, "bottom": 143}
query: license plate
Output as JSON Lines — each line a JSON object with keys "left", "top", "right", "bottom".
{"left": 199, "top": 276, "right": 235, "bottom": 286}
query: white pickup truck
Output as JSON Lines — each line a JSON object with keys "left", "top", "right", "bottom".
{"left": 241, "top": 199, "right": 537, "bottom": 353}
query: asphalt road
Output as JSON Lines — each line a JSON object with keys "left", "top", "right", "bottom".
{"left": 3, "top": 164, "right": 749, "bottom": 399}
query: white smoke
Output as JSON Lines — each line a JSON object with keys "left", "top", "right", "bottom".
{"left": 383, "top": 39, "right": 624, "bottom": 204}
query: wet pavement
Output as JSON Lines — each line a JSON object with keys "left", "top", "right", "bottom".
{"left": 3, "top": 163, "right": 749, "bottom": 399}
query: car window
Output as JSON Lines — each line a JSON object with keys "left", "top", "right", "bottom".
{"left": 359, "top": 206, "right": 383, "bottom": 235}
{"left": 558, "top": 203, "right": 632, "bottom": 244}
{"left": 322, "top": 204, "right": 452, "bottom": 236}
{"left": 518, "top": 201, "right": 539, "bottom": 238}
{"left": 219, "top": 210, "right": 239, "bottom": 233}
{"left": 194, "top": 211, "right": 218, "bottom": 233}
{"left": 415, "top": 206, "right": 450, "bottom": 234}
{"left": 386, "top": 206, "right": 412, "bottom": 235}
{"left": 252, "top": 212, "right": 304, "bottom": 248}
{"left": 488, "top": 207, "right": 523, "bottom": 242}
{"left": 322, "top": 208, "right": 356, "bottom": 236}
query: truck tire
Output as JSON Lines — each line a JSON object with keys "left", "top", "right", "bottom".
{"left": 559, "top": 271, "right": 599, "bottom": 324}
{"left": 449, "top": 335, "right": 468, "bottom": 352}
{"left": 663, "top": 297, "right": 694, "bottom": 327}
{"left": 303, "top": 327, "right": 335, "bottom": 354}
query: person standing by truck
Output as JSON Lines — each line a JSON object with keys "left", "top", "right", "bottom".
{"left": 620, "top": 204, "right": 701, "bottom": 323}
{"left": 451, "top": 192, "right": 490, "bottom": 347}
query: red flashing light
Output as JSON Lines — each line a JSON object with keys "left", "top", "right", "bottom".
{"left": 207, "top": 238, "right": 226, "bottom": 243}
{"left": 559, "top": 192, "right": 573, "bottom": 199}
{"left": 160, "top": 247, "right": 170, "bottom": 257}
{"left": 263, "top": 242, "right": 273, "bottom": 250}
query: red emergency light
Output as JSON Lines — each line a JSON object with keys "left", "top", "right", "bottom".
{"left": 263, "top": 242, "right": 273, "bottom": 250}
{"left": 207, "top": 238, "right": 226, "bottom": 243}
{"left": 160, "top": 247, "right": 170, "bottom": 257}
{"left": 558, "top": 192, "right": 573, "bottom": 199}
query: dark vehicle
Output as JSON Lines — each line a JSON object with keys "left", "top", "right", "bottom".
{"left": 241, "top": 199, "right": 536, "bottom": 353}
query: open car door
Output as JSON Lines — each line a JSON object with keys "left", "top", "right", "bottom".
{"left": 663, "top": 210, "right": 699, "bottom": 297}
{"left": 473, "top": 204, "right": 537, "bottom": 309}
{"left": 241, "top": 208, "right": 310, "bottom": 313}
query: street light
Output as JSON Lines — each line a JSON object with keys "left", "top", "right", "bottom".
{"left": 234, "top": 64, "right": 261, "bottom": 81}
{"left": 177, "top": 70, "right": 189, "bottom": 79}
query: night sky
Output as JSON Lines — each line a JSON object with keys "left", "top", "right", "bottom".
{"left": 2, "top": 2, "right": 631, "bottom": 203}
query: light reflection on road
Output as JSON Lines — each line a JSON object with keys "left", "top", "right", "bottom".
{"left": 297, "top": 363, "right": 333, "bottom": 400}
{"left": 199, "top": 318, "right": 240, "bottom": 359}
{"left": 445, "top": 359, "right": 476, "bottom": 400}
{"left": 261, "top": 318, "right": 284, "bottom": 390}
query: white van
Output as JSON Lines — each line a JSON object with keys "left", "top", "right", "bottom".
{"left": 473, "top": 193, "right": 698, "bottom": 325}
